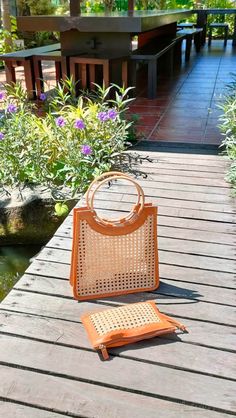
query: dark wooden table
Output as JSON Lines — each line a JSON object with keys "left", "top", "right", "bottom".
{"left": 17, "top": 10, "right": 193, "bottom": 56}
{"left": 194, "top": 8, "right": 236, "bottom": 45}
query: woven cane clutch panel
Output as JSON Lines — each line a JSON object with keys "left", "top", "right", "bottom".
{"left": 90, "top": 302, "right": 161, "bottom": 336}
{"left": 76, "top": 214, "right": 157, "bottom": 298}
{"left": 81, "top": 301, "right": 187, "bottom": 360}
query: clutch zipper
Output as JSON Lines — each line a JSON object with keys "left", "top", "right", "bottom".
{"left": 98, "top": 322, "right": 187, "bottom": 360}
{"left": 99, "top": 344, "right": 109, "bottom": 360}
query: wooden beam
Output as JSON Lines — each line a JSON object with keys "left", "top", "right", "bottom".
{"left": 70, "top": 0, "right": 81, "bottom": 16}
{"left": 128, "top": 0, "right": 134, "bottom": 11}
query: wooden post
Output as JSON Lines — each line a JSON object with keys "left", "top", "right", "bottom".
{"left": 128, "top": 0, "right": 134, "bottom": 12}
{"left": 70, "top": 0, "right": 81, "bottom": 16}
{"left": 233, "top": 15, "right": 236, "bottom": 46}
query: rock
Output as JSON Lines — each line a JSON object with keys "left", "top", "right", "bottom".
{"left": 0, "top": 185, "right": 77, "bottom": 245}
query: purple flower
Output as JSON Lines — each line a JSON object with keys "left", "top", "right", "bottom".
{"left": 97, "top": 111, "right": 109, "bottom": 122}
{"left": 7, "top": 103, "right": 17, "bottom": 113}
{"left": 81, "top": 144, "right": 92, "bottom": 155}
{"left": 74, "top": 119, "right": 85, "bottom": 129}
{"left": 56, "top": 116, "right": 66, "bottom": 127}
{"left": 0, "top": 92, "right": 5, "bottom": 100}
{"left": 0, "top": 132, "right": 4, "bottom": 140}
{"left": 108, "top": 109, "right": 117, "bottom": 120}
{"left": 39, "top": 93, "right": 47, "bottom": 101}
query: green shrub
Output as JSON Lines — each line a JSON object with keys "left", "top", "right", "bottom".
{"left": 0, "top": 81, "right": 134, "bottom": 212}
{"left": 218, "top": 76, "right": 236, "bottom": 192}
{"left": 0, "top": 16, "right": 19, "bottom": 65}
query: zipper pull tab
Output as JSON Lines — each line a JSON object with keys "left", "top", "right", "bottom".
{"left": 161, "top": 313, "right": 188, "bottom": 332}
{"left": 99, "top": 344, "right": 109, "bottom": 360}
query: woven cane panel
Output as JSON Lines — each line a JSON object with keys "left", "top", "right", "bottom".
{"left": 77, "top": 215, "right": 156, "bottom": 297}
{"left": 90, "top": 303, "right": 161, "bottom": 336}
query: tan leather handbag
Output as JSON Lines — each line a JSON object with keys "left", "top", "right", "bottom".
{"left": 70, "top": 171, "right": 159, "bottom": 300}
{"left": 81, "top": 300, "right": 187, "bottom": 360}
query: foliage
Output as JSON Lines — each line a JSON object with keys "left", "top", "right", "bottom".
{"left": 0, "top": 80, "right": 134, "bottom": 212}
{"left": 218, "top": 75, "right": 236, "bottom": 192}
{"left": 16, "top": 0, "right": 56, "bottom": 15}
{"left": 25, "top": 31, "right": 60, "bottom": 48}
{"left": 0, "top": 16, "right": 18, "bottom": 56}
{"left": 69, "top": 0, "right": 236, "bottom": 18}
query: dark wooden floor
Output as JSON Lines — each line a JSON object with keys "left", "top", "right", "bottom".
{"left": 130, "top": 40, "right": 236, "bottom": 145}
{"left": 0, "top": 146, "right": 235, "bottom": 417}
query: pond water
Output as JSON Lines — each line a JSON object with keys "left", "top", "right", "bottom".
{"left": 0, "top": 245, "right": 41, "bottom": 302}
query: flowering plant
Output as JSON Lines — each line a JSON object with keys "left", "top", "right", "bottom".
{"left": 0, "top": 81, "right": 134, "bottom": 213}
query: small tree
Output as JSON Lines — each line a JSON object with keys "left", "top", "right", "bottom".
{"left": 1, "top": 0, "right": 12, "bottom": 47}
{"left": 16, "top": 0, "right": 56, "bottom": 16}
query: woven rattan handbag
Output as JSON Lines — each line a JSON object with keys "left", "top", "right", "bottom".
{"left": 70, "top": 171, "right": 159, "bottom": 300}
{"left": 81, "top": 300, "right": 187, "bottom": 360}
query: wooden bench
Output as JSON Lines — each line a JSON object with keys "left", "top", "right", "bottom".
{"left": 177, "top": 22, "right": 196, "bottom": 30}
{"left": 176, "top": 28, "right": 203, "bottom": 62}
{"left": 0, "top": 43, "right": 61, "bottom": 98}
{"left": 70, "top": 53, "right": 128, "bottom": 91}
{"left": 208, "top": 22, "right": 229, "bottom": 47}
{"left": 131, "top": 39, "right": 176, "bottom": 99}
{"left": 33, "top": 51, "right": 69, "bottom": 98}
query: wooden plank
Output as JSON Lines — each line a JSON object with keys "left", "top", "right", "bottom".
{"left": 159, "top": 250, "right": 236, "bottom": 274}
{"left": 26, "top": 258, "right": 236, "bottom": 289}
{"left": 157, "top": 280, "right": 236, "bottom": 306}
{"left": 93, "top": 174, "right": 231, "bottom": 197}
{"left": 47, "top": 235, "right": 235, "bottom": 260}
{"left": 0, "top": 401, "right": 67, "bottom": 418}
{"left": 130, "top": 150, "right": 229, "bottom": 163}
{"left": 130, "top": 161, "right": 227, "bottom": 173}
{"left": 0, "top": 335, "right": 235, "bottom": 413}
{"left": 130, "top": 157, "right": 229, "bottom": 169}
{"left": 157, "top": 225, "right": 236, "bottom": 246}
{"left": 130, "top": 173, "right": 231, "bottom": 188}
{"left": 133, "top": 165, "right": 227, "bottom": 178}
{"left": 95, "top": 190, "right": 235, "bottom": 214}
{"left": 159, "top": 264, "right": 236, "bottom": 289}
{"left": 0, "top": 366, "right": 227, "bottom": 418}
{"left": 17, "top": 272, "right": 236, "bottom": 307}
{"left": 55, "top": 220, "right": 236, "bottom": 245}
{"left": 0, "top": 312, "right": 235, "bottom": 380}
{"left": 61, "top": 211, "right": 236, "bottom": 235}
{"left": 36, "top": 247, "right": 236, "bottom": 274}
{"left": 27, "top": 259, "right": 70, "bottom": 279}
{"left": 2, "top": 287, "right": 236, "bottom": 328}
{"left": 159, "top": 237, "right": 235, "bottom": 260}
{"left": 140, "top": 160, "right": 228, "bottom": 172}
{"left": 157, "top": 215, "right": 235, "bottom": 233}
{"left": 81, "top": 199, "right": 235, "bottom": 223}
{"left": 1, "top": 298, "right": 235, "bottom": 352}
{"left": 131, "top": 150, "right": 226, "bottom": 159}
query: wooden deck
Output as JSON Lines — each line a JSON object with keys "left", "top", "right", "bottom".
{"left": 0, "top": 145, "right": 236, "bottom": 417}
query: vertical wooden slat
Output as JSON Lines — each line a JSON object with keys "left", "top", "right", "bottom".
{"left": 5, "top": 61, "right": 16, "bottom": 83}
{"left": 122, "top": 60, "right": 128, "bottom": 87}
{"left": 103, "top": 61, "right": 110, "bottom": 88}
{"left": 128, "top": 0, "right": 134, "bottom": 11}
{"left": 24, "top": 59, "right": 35, "bottom": 99}
{"left": 81, "top": 63, "right": 87, "bottom": 88}
{"left": 70, "top": 0, "right": 81, "bottom": 16}
{"left": 89, "top": 64, "right": 96, "bottom": 88}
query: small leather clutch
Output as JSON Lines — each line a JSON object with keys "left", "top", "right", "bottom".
{"left": 81, "top": 300, "right": 187, "bottom": 360}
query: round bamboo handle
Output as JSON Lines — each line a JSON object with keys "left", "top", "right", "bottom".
{"left": 86, "top": 172, "right": 137, "bottom": 207}
{"left": 86, "top": 172, "right": 145, "bottom": 226}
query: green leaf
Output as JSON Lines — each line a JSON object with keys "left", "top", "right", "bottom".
{"left": 54, "top": 202, "right": 69, "bottom": 217}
